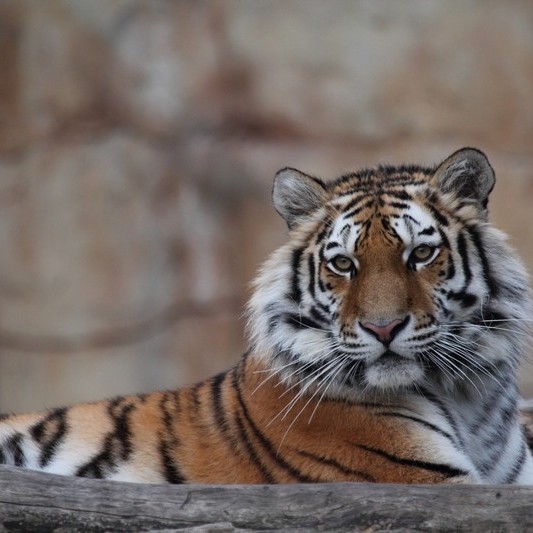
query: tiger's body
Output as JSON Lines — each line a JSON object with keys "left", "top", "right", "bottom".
{"left": 1, "top": 148, "right": 532, "bottom": 484}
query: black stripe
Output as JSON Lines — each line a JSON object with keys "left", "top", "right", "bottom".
{"left": 387, "top": 201, "right": 409, "bottom": 210}
{"left": 296, "top": 449, "right": 376, "bottom": 481}
{"left": 6, "top": 433, "right": 25, "bottom": 467}
{"left": 307, "top": 254, "right": 316, "bottom": 298}
{"left": 76, "top": 397, "right": 136, "bottom": 478}
{"left": 345, "top": 199, "right": 375, "bottom": 219}
{"left": 157, "top": 392, "right": 186, "bottom": 483}
{"left": 317, "top": 273, "right": 327, "bottom": 293}
{"left": 357, "top": 401, "right": 403, "bottom": 410}
{"left": 446, "top": 261, "right": 456, "bottom": 280}
{"left": 446, "top": 233, "right": 481, "bottom": 305}
{"left": 211, "top": 372, "right": 229, "bottom": 432}
{"left": 504, "top": 439, "right": 528, "bottom": 484}
{"left": 401, "top": 214, "right": 421, "bottom": 228}
{"left": 30, "top": 407, "right": 68, "bottom": 468}
{"left": 160, "top": 393, "right": 178, "bottom": 440}
{"left": 419, "top": 388, "right": 464, "bottom": 449}
{"left": 158, "top": 436, "right": 185, "bottom": 484}
{"left": 409, "top": 331, "right": 434, "bottom": 343}
{"left": 285, "top": 313, "right": 323, "bottom": 331}
{"left": 76, "top": 462, "right": 103, "bottom": 478}
{"left": 109, "top": 398, "right": 135, "bottom": 461}
{"left": 309, "top": 305, "right": 329, "bottom": 325}
{"left": 211, "top": 371, "right": 241, "bottom": 455}
{"left": 342, "top": 194, "right": 368, "bottom": 213}
{"left": 291, "top": 248, "right": 303, "bottom": 303}
{"left": 472, "top": 309, "right": 510, "bottom": 334}
{"left": 340, "top": 223, "right": 352, "bottom": 238}
{"left": 355, "top": 444, "right": 468, "bottom": 478}
{"left": 466, "top": 226, "right": 499, "bottom": 297}
{"left": 234, "top": 413, "right": 275, "bottom": 483}
{"left": 426, "top": 202, "right": 449, "bottom": 227}
{"left": 314, "top": 300, "right": 331, "bottom": 317}
{"left": 233, "top": 369, "right": 318, "bottom": 483}
{"left": 418, "top": 226, "right": 436, "bottom": 236}
{"left": 230, "top": 360, "right": 276, "bottom": 483}
{"left": 446, "top": 290, "right": 478, "bottom": 308}
{"left": 456, "top": 232, "right": 472, "bottom": 283}
{"left": 385, "top": 190, "right": 413, "bottom": 201}
{"left": 76, "top": 436, "right": 112, "bottom": 478}
{"left": 377, "top": 412, "right": 455, "bottom": 443}
{"left": 437, "top": 229, "right": 455, "bottom": 279}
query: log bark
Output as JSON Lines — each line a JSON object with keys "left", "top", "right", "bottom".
{"left": 1, "top": 466, "right": 533, "bottom": 532}
{"left": 1, "top": 407, "right": 533, "bottom": 532}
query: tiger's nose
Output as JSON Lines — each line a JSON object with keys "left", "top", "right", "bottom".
{"left": 359, "top": 317, "right": 410, "bottom": 345}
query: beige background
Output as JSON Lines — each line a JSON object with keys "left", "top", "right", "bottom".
{"left": 1, "top": 1, "right": 533, "bottom": 413}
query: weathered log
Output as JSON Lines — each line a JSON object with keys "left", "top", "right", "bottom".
{"left": 1, "top": 406, "right": 533, "bottom": 532}
{"left": 0, "top": 465, "right": 533, "bottom": 532}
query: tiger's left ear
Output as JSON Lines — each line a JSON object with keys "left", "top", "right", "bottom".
{"left": 432, "top": 148, "right": 495, "bottom": 217}
{"left": 273, "top": 168, "right": 327, "bottom": 229}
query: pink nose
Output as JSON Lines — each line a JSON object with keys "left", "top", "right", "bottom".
{"left": 360, "top": 318, "right": 408, "bottom": 344}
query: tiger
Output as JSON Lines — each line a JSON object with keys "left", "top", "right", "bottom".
{"left": 0, "top": 147, "right": 532, "bottom": 485}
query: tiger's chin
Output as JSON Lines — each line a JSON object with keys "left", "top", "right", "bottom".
{"left": 364, "top": 351, "right": 425, "bottom": 390}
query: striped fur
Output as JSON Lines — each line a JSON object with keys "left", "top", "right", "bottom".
{"left": 1, "top": 148, "right": 532, "bottom": 484}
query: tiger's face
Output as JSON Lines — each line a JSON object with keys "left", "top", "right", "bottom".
{"left": 317, "top": 181, "right": 480, "bottom": 391}
{"left": 249, "top": 148, "right": 530, "bottom": 398}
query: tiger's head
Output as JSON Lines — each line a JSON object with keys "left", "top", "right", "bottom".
{"left": 248, "top": 148, "right": 531, "bottom": 398}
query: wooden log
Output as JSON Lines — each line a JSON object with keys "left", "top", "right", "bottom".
{"left": 1, "top": 465, "right": 533, "bottom": 532}
{"left": 1, "top": 406, "right": 533, "bottom": 532}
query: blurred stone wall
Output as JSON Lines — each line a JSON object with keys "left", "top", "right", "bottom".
{"left": 1, "top": 0, "right": 533, "bottom": 412}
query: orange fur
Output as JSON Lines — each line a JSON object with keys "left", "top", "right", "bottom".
{"left": 0, "top": 355, "right": 466, "bottom": 483}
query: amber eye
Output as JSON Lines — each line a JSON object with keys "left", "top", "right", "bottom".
{"left": 410, "top": 244, "right": 436, "bottom": 264}
{"left": 328, "top": 255, "right": 355, "bottom": 275}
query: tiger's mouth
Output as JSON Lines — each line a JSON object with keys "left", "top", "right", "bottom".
{"left": 364, "top": 349, "right": 425, "bottom": 389}
{"left": 377, "top": 350, "right": 404, "bottom": 362}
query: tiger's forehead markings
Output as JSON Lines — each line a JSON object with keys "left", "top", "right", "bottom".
{"left": 327, "top": 212, "right": 364, "bottom": 252}
{"left": 331, "top": 180, "right": 430, "bottom": 218}
{"left": 321, "top": 168, "right": 443, "bottom": 254}
{"left": 378, "top": 202, "right": 441, "bottom": 250}
{"left": 330, "top": 167, "right": 432, "bottom": 197}
{"left": 325, "top": 186, "right": 440, "bottom": 253}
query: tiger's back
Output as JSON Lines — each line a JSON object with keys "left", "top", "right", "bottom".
{"left": 1, "top": 148, "right": 532, "bottom": 485}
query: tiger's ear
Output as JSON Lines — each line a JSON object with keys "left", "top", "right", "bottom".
{"left": 273, "top": 168, "right": 327, "bottom": 229}
{"left": 433, "top": 148, "right": 495, "bottom": 216}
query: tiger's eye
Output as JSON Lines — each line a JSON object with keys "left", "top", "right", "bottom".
{"left": 329, "top": 255, "right": 354, "bottom": 274}
{"left": 410, "top": 245, "right": 435, "bottom": 263}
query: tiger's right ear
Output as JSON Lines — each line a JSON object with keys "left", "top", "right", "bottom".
{"left": 272, "top": 168, "right": 327, "bottom": 229}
